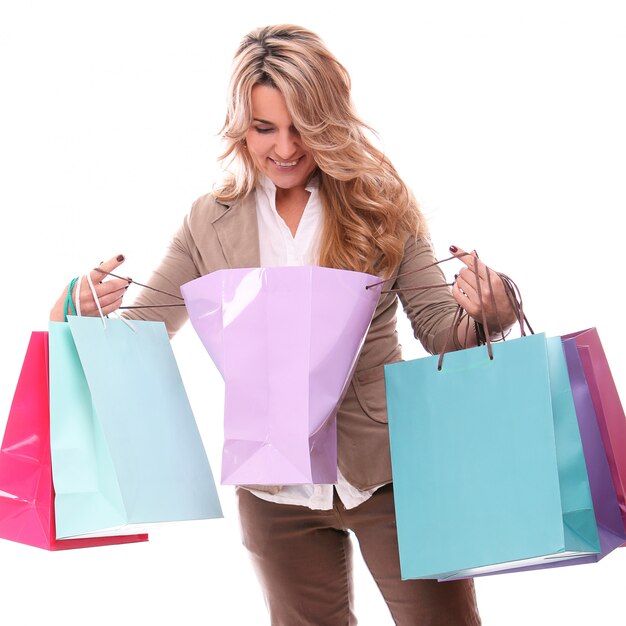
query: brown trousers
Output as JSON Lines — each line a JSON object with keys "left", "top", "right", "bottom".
{"left": 237, "top": 484, "right": 481, "bottom": 626}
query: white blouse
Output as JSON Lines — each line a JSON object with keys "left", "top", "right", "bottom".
{"left": 245, "top": 175, "right": 383, "bottom": 510}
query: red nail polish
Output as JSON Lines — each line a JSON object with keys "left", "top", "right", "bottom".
{"left": 117, "top": 254, "right": 125, "bottom": 262}
{"left": 449, "top": 245, "right": 458, "bottom": 253}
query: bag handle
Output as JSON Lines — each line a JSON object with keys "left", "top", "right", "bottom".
{"left": 69, "top": 272, "right": 108, "bottom": 329}
{"left": 63, "top": 277, "right": 79, "bottom": 320}
{"left": 366, "top": 250, "right": 532, "bottom": 370}
{"left": 435, "top": 253, "right": 495, "bottom": 369}
{"left": 93, "top": 260, "right": 533, "bottom": 350}
{"left": 75, "top": 276, "right": 84, "bottom": 317}
{"left": 70, "top": 271, "right": 138, "bottom": 332}
{"left": 93, "top": 267, "right": 186, "bottom": 312}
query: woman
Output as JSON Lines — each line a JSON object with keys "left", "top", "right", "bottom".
{"left": 51, "top": 24, "right": 516, "bottom": 625}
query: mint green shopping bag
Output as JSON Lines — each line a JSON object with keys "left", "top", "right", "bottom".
{"left": 49, "top": 317, "right": 222, "bottom": 539}
{"left": 385, "top": 333, "right": 600, "bottom": 580}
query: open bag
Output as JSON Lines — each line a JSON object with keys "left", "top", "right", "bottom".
{"left": 181, "top": 266, "right": 382, "bottom": 485}
{"left": 384, "top": 255, "right": 625, "bottom": 580}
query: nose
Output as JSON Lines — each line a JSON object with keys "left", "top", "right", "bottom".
{"left": 274, "top": 130, "right": 299, "bottom": 160}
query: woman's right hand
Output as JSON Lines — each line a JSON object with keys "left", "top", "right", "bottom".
{"left": 49, "top": 254, "right": 130, "bottom": 322}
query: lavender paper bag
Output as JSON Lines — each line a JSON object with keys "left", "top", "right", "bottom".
{"left": 181, "top": 266, "right": 381, "bottom": 486}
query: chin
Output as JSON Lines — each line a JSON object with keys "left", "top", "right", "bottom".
{"left": 265, "top": 172, "right": 310, "bottom": 190}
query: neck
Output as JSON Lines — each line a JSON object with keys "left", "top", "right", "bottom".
{"left": 275, "top": 184, "right": 309, "bottom": 207}
{"left": 274, "top": 185, "right": 312, "bottom": 237}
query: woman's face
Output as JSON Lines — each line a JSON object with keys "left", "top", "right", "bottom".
{"left": 245, "top": 84, "right": 318, "bottom": 191}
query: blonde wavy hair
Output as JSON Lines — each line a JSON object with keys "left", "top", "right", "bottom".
{"left": 215, "top": 24, "right": 426, "bottom": 279}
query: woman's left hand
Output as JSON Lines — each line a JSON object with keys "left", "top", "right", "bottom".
{"left": 450, "top": 245, "right": 519, "bottom": 333}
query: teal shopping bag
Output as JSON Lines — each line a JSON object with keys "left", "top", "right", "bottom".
{"left": 49, "top": 318, "right": 222, "bottom": 539}
{"left": 385, "top": 333, "right": 600, "bottom": 580}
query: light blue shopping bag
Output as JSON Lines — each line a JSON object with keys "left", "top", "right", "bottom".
{"left": 385, "top": 333, "right": 599, "bottom": 580}
{"left": 49, "top": 317, "right": 222, "bottom": 539}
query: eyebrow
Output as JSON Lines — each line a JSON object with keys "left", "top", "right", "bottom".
{"left": 252, "top": 118, "right": 274, "bottom": 125}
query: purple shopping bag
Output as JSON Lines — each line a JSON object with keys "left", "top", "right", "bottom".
{"left": 561, "top": 337, "right": 626, "bottom": 556}
{"left": 563, "top": 328, "right": 626, "bottom": 531}
{"left": 181, "top": 267, "right": 381, "bottom": 485}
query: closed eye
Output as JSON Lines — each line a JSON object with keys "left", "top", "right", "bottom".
{"left": 254, "top": 127, "right": 274, "bottom": 134}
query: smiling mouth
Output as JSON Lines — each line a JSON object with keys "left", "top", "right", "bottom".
{"left": 269, "top": 157, "right": 302, "bottom": 168}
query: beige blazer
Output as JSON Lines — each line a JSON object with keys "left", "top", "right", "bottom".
{"left": 126, "top": 192, "right": 458, "bottom": 491}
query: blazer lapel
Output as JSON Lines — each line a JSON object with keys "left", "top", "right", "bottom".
{"left": 212, "top": 193, "right": 261, "bottom": 268}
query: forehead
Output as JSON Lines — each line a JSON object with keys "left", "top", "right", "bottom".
{"left": 251, "top": 84, "right": 292, "bottom": 124}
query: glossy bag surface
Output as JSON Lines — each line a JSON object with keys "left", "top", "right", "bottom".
{"left": 560, "top": 337, "right": 626, "bottom": 556}
{"left": 49, "top": 318, "right": 222, "bottom": 539}
{"left": 0, "top": 332, "right": 148, "bottom": 550}
{"left": 563, "top": 328, "right": 626, "bottom": 530}
{"left": 181, "top": 266, "right": 382, "bottom": 485}
{"left": 385, "top": 333, "right": 600, "bottom": 580}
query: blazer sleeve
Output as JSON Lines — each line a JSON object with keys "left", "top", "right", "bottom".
{"left": 393, "top": 234, "right": 460, "bottom": 355}
{"left": 122, "top": 205, "right": 203, "bottom": 338}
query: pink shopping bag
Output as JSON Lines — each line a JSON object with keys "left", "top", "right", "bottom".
{"left": 563, "top": 328, "right": 626, "bottom": 530}
{"left": 181, "top": 266, "right": 382, "bottom": 485}
{"left": 0, "top": 332, "right": 148, "bottom": 550}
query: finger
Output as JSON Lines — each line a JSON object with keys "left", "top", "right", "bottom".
{"left": 457, "top": 266, "right": 481, "bottom": 286}
{"left": 92, "top": 278, "right": 129, "bottom": 298}
{"left": 455, "top": 275, "right": 479, "bottom": 301}
{"left": 451, "top": 282, "right": 480, "bottom": 318}
{"left": 456, "top": 268, "right": 492, "bottom": 312}
{"left": 100, "top": 294, "right": 125, "bottom": 316}
{"left": 89, "top": 254, "right": 127, "bottom": 284}
{"left": 76, "top": 278, "right": 128, "bottom": 304}
{"left": 450, "top": 246, "right": 490, "bottom": 279}
{"left": 81, "top": 293, "right": 125, "bottom": 318}
{"left": 80, "top": 287, "right": 127, "bottom": 314}
{"left": 74, "top": 274, "right": 128, "bottom": 313}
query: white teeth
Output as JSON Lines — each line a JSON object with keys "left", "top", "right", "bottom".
{"left": 272, "top": 158, "right": 299, "bottom": 167}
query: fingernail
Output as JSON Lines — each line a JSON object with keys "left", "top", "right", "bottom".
{"left": 117, "top": 254, "right": 125, "bottom": 262}
{"left": 449, "top": 245, "right": 458, "bottom": 253}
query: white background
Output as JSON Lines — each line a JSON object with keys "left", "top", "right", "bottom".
{"left": 1, "top": 1, "right": 625, "bottom": 624}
